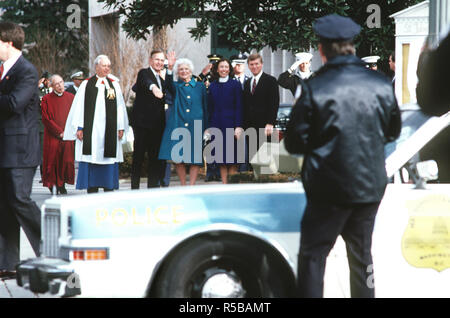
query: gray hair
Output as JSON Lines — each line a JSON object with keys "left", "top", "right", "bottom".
{"left": 174, "top": 58, "right": 194, "bottom": 76}
{"left": 94, "top": 54, "right": 111, "bottom": 66}
{"left": 49, "top": 74, "right": 63, "bottom": 85}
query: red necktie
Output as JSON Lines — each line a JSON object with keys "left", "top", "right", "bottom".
{"left": 0, "top": 64, "right": 4, "bottom": 81}
{"left": 251, "top": 78, "right": 256, "bottom": 95}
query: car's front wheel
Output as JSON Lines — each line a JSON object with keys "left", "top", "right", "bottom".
{"left": 151, "top": 236, "right": 289, "bottom": 298}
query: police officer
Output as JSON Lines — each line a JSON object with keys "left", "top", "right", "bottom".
{"left": 201, "top": 54, "right": 222, "bottom": 181}
{"left": 231, "top": 53, "right": 250, "bottom": 89}
{"left": 284, "top": 14, "right": 401, "bottom": 298}
{"left": 231, "top": 53, "right": 251, "bottom": 172}
{"left": 66, "top": 71, "right": 84, "bottom": 95}
{"left": 198, "top": 54, "right": 222, "bottom": 87}
{"left": 362, "top": 55, "right": 380, "bottom": 71}
{"left": 278, "top": 52, "right": 313, "bottom": 97}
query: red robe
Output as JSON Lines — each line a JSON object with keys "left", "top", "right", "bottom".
{"left": 41, "top": 91, "right": 75, "bottom": 188}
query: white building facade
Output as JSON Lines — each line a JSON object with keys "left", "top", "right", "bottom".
{"left": 390, "top": 1, "right": 430, "bottom": 106}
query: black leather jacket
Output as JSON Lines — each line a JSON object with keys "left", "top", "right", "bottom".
{"left": 285, "top": 54, "right": 401, "bottom": 204}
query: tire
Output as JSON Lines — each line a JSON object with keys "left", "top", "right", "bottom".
{"left": 152, "top": 236, "right": 288, "bottom": 298}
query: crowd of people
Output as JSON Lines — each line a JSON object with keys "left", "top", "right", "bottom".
{"left": 33, "top": 29, "right": 402, "bottom": 193}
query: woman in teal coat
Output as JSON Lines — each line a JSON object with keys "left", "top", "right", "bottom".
{"left": 159, "top": 53, "right": 208, "bottom": 185}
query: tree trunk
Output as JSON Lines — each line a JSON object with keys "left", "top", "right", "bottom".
{"left": 152, "top": 26, "right": 168, "bottom": 52}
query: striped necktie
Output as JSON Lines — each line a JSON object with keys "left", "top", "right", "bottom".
{"left": 251, "top": 77, "right": 257, "bottom": 94}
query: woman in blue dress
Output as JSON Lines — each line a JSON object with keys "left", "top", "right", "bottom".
{"left": 159, "top": 53, "right": 208, "bottom": 185}
{"left": 207, "top": 58, "right": 244, "bottom": 183}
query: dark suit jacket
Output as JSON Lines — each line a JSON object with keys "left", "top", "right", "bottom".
{"left": 130, "top": 67, "right": 166, "bottom": 131}
{"left": 0, "top": 55, "right": 41, "bottom": 168}
{"left": 243, "top": 72, "right": 280, "bottom": 130}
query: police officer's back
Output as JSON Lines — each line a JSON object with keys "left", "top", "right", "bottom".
{"left": 285, "top": 14, "right": 401, "bottom": 298}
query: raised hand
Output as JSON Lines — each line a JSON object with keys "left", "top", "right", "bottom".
{"left": 167, "top": 51, "right": 176, "bottom": 70}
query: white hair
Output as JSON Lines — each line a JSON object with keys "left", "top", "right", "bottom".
{"left": 94, "top": 54, "right": 111, "bottom": 66}
{"left": 174, "top": 58, "right": 194, "bottom": 76}
{"left": 49, "top": 74, "right": 63, "bottom": 85}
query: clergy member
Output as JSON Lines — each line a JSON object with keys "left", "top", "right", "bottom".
{"left": 63, "top": 55, "right": 129, "bottom": 193}
{"left": 41, "top": 74, "right": 75, "bottom": 194}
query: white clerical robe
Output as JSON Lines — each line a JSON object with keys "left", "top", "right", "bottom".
{"left": 63, "top": 75, "right": 129, "bottom": 164}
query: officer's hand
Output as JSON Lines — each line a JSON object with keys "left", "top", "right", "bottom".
{"left": 289, "top": 61, "right": 302, "bottom": 73}
{"left": 152, "top": 86, "right": 164, "bottom": 99}
{"left": 202, "top": 64, "right": 212, "bottom": 76}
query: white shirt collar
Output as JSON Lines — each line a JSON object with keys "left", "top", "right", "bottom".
{"left": 149, "top": 65, "right": 159, "bottom": 77}
{"left": 95, "top": 75, "right": 111, "bottom": 89}
{"left": 253, "top": 70, "right": 263, "bottom": 82}
{"left": 149, "top": 65, "right": 162, "bottom": 87}
{"left": 219, "top": 76, "right": 229, "bottom": 83}
{"left": 250, "top": 70, "right": 263, "bottom": 92}
{"left": 1, "top": 51, "right": 22, "bottom": 80}
{"left": 298, "top": 70, "right": 312, "bottom": 79}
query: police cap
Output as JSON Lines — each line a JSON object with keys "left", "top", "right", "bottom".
{"left": 295, "top": 52, "right": 313, "bottom": 64}
{"left": 70, "top": 71, "right": 84, "bottom": 80}
{"left": 230, "top": 53, "right": 248, "bottom": 65}
{"left": 361, "top": 56, "right": 380, "bottom": 64}
{"left": 207, "top": 54, "right": 223, "bottom": 64}
{"left": 313, "top": 14, "right": 361, "bottom": 41}
{"left": 41, "top": 71, "right": 51, "bottom": 79}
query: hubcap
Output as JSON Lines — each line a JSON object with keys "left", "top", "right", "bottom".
{"left": 201, "top": 271, "right": 245, "bottom": 298}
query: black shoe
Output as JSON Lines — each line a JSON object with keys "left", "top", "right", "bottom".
{"left": 57, "top": 186, "right": 67, "bottom": 195}
{"left": 87, "top": 187, "right": 99, "bottom": 193}
{"left": 0, "top": 270, "right": 16, "bottom": 279}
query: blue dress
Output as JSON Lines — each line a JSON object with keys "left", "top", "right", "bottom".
{"left": 158, "top": 75, "right": 208, "bottom": 165}
{"left": 208, "top": 78, "right": 244, "bottom": 164}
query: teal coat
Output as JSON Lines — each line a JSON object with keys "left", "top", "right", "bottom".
{"left": 158, "top": 74, "right": 208, "bottom": 165}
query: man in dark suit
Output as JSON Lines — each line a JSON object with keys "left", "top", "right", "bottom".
{"left": 0, "top": 22, "right": 41, "bottom": 278}
{"left": 242, "top": 53, "right": 280, "bottom": 163}
{"left": 130, "top": 49, "right": 167, "bottom": 189}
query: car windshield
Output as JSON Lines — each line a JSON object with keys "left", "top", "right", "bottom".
{"left": 385, "top": 104, "right": 450, "bottom": 178}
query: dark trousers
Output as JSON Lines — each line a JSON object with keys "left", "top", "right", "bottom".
{"left": 131, "top": 126, "right": 165, "bottom": 189}
{"left": 297, "top": 201, "right": 380, "bottom": 298}
{"left": 0, "top": 167, "right": 41, "bottom": 270}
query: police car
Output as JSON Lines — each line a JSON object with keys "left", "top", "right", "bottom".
{"left": 16, "top": 108, "right": 450, "bottom": 298}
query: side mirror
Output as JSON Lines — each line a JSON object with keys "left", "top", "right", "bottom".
{"left": 414, "top": 160, "right": 438, "bottom": 189}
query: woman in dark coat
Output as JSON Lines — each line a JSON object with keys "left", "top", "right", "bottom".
{"left": 207, "top": 58, "right": 244, "bottom": 183}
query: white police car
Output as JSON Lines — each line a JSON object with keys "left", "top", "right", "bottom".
{"left": 16, "top": 108, "right": 450, "bottom": 298}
